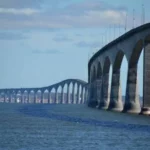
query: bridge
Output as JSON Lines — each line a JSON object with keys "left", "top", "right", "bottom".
{"left": 0, "top": 79, "right": 88, "bottom": 104}
{"left": 88, "top": 23, "right": 150, "bottom": 115}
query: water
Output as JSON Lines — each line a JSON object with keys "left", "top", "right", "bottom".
{"left": 0, "top": 103, "right": 150, "bottom": 150}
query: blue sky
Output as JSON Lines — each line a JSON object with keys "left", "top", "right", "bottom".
{"left": 0, "top": 0, "right": 149, "bottom": 95}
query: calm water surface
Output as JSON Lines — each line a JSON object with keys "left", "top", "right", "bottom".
{"left": 0, "top": 103, "right": 150, "bottom": 150}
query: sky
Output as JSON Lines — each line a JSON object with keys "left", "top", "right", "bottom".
{"left": 0, "top": 0, "right": 149, "bottom": 95}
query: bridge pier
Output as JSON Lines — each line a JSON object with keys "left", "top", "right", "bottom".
{"left": 61, "top": 87, "right": 64, "bottom": 104}
{"left": 48, "top": 92, "right": 50, "bottom": 103}
{"left": 109, "top": 70, "right": 123, "bottom": 112}
{"left": 67, "top": 84, "right": 70, "bottom": 104}
{"left": 41, "top": 92, "right": 44, "bottom": 103}
{"left": 33, "top": 92, "right": 36, "bottom": 103}
{"left": 84, "top": 88, "right": 88, "bottom": 104}
{"left": 80, "top": 86, "right": 83, "bottom": 104}
{"left": 99, "top": 74, "right": 110, "bottom": 110}
{"left": 4, "top": 93, "right": 6, "bottom": 102}
{"left": 21, "top": 92, "right": 24, "bottom": 103}
{"left": 8, "top": 93, "right": 11, "bottom": 103}
{"left": 27, "top": 92, "right": 30, "bottom": 103}
{"left": 88, "top": 82, "right": 98, "bottom": 107}
{"left": 55, "top": 89, "right": 58, "bottom": 104}
{"left": 95, "top": 79, "right": 102, "bottom": 108}
{"left": 14, "top": 93, "right": 17, "bottom": 103}
{"left": 77, "top": 84, "right": 80, "bottom": 104}
{"left": 141, "top": 42, "right": 150, "bottom": 115}
{"left": 123, "top": 66, "right": 141, "bottom": 113}
{"left": 72, "top": 84, "right": 75, "bottom": 104}
{"left": 3, "top": 93, "right": 6, "bottom": 103}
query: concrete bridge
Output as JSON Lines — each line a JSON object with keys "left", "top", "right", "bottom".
{"left": 88, "top": 23, "right": 150, "bottom": 115}
{"left": 0, "top": 79, "right": 88, "bottom": 104}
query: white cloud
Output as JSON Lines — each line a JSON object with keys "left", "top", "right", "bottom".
{"left": 0, "top": 0, "right": 141, "bottom": 30}
{"left": 0, "top": 0, "right": 44, "bottom": 8}
{"left": 0, "top": 8, "right": 39, "bottom": 15}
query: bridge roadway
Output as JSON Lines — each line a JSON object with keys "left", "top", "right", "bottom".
{"left": 88, "top": 23, "right": 150, "bottom": 115}
{"left": 0, "top": 79, "right": 88, "bottom": 104}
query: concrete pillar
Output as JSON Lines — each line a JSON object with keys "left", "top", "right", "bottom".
{"left": 77, "top": 84, "right": 80, "bottom": 104}
{"left": 34, "top": 92, "right": 36, "bottom": 103}
{"left": 48, "top": 91, "right": 50, "bottom": 104}
{"left": 99, "top": 73, "right": 110, "bottom": 109}
{"left": 4, "top": 93, "right": 6, "bottom": 103}
{"left": 21, "top": 92, "right": 24, "bottom": 103}
{"left": 123, "top": 65, "right": 141, "bottom": 113}
{"left": 27, "top": 92, "right": 30, "bottom": 103}
{"left": 4, "top": 94, "right": 6, "bottom": 103}
{"left": 41, "top": 92, "right": 44, "bottom": 103}
{"left": 141, "top": 43, "right": 150, "bottom": 115}
{"left": 81, "top": 86, "right": 84, "bottom": 104}
{"left": 55, "top": 89, "right": 58, "bottom": 104}
{"left": 61, "top": 87, "right": 64, "bottom": 104}
{"left": 72, "top": 84, "right": 75, "bottom": 104}
{"left": 83, "top": 88, "right": 87, "bottom": 104}
{"left": 3, "top": 92, "right": 6, "bottom": 103}
{"left": 67, "top": 84, "right": 70, "bottom": 104}
{"left": 0, "top": 93, "right": 1, "bottom": 102}
{"left": 109, "top": 70, "right": 123, "bottom": 111}
{"left": 87, "top": 82, "right": 98, "bottom": 107}
{"left": 95, "top": 78, "right": 102, "bottom": 108}
{"left": 8, "top": 92, "right": 11, "bottom": 103}
{"left": 14, "top": 93, "right": 17, "bottom": 103}
{"left": 49, "top": 90, "right": 53, "bottom": 103}
{"left": 85, "top": 87, "right": 89, "bottom": 104}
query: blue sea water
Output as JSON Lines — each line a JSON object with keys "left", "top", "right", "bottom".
{"left": 0, "top": 103, "right": 150, "bottom": 150}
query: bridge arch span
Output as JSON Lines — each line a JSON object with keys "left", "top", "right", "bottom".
{"left": 0, "top": 79, "right": 88, "bottom": 105}
{"left": 88, "top": 23, "right": 150, "bottom": 114}
{"left": 108, "top": 50, "right": 126, "bottom": 111}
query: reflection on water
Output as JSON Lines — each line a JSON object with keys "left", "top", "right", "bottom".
{"left": 0, "top": 103, "right": 150, "bottom": 150}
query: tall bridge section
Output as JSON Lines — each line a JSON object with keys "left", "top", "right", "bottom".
{"left": 0, "top": 79, "right": 88, "bottom": 104}
{"left": 88, "top": 23, "right": 150, "bottom": 115}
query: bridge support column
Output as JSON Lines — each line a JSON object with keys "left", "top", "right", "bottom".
{"left": 123, "top": 65, "right": 141, "bottom": 113}
{"left": 14, "top": 93, "right": 17, "bottom": 103}
{"left": 88, "top": 82, "right": 98, "bottom": 107}
{"left": 41, "top": 92, "right": 44, "bottom": 103}
{"left": 141, "top": 43, "right": 150, "bottom": 115}
{"left": 67, "top": 84, "right": 70, "bottom": 104}
{"left": 48, "top": 92, "right": 50, "bottom": 104}
{"left": 99, "top": 74, "right": 110, "bottom": 109}
{"left": 55, "top": 89, "right": 58, "bottom": 104}
{"left": 109, "top": 70, "right": 123, "bottom": 112}
{"left": 72, "top": 84, "right": 75, "bottom": 104}
{"left": 61, "top": 88, "right": 64, "bottom": 104}
{"left": 27, "top": 92, "right": 30, "bottom": 103}
{"left": 21, "top": 93, "right": 24, "bottom": 103}
{"left": 8, "top": 93, "right": 11, "bottom": 103}
{"left": 84, "top": 88, "right": 88, "bottom": 104}
{"left": 77, "top": 84, "right": 80, "bottom": 104}
{"left": 34, "top": 92, "right": 36, "bottom": 104}
{"left": 3, "top": 93, "right": 6, "bottom": 102}
{"left": 95, "top": 78, "right": 102, "bottom": 108}
{"left": 3, "top": 93, "right": 6, "bottom": 103}
{"left": 81, "top": 86, "right": 84, "bottom": 104}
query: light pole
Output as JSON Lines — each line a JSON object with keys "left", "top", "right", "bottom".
{"left": 142, "top": 4, "right": 145, "bottom": 24}
{"left": 125, "top": 12, "right": 128, "bottom": 32}
{"left": 133, "top": 9, "right": 135, "bottom": 29}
